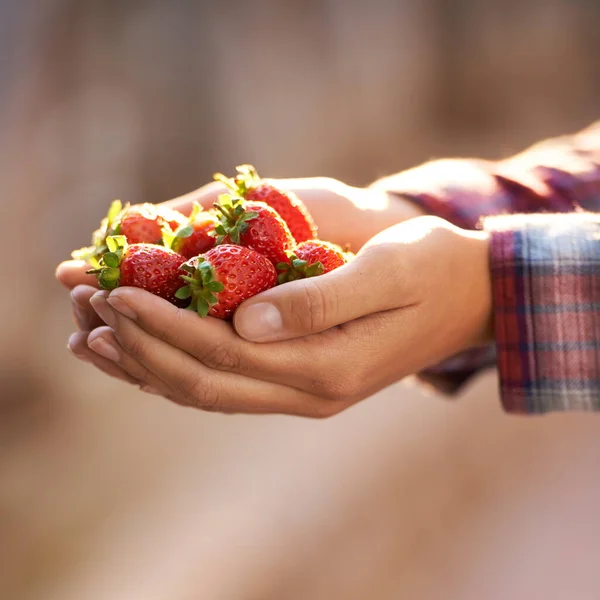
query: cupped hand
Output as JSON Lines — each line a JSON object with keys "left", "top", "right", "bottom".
{"left": 56, "top": 176, "right": 423, "bottom": 333}
{"left": 69, "top": 216, "right": 492, "bottom": 417}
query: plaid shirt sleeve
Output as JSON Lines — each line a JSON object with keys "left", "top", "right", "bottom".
{"left": 371, "top": 121, "right": 600, "bottom": 413}
{"left": 487, "top": 213, "right": 600, "bottom": 413}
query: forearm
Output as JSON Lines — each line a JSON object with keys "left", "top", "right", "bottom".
{"left": 371, "top": 121, "right": 600, "bottom": 229}
{"left": 284, "top": 181, "right": 425, "bottom": 251}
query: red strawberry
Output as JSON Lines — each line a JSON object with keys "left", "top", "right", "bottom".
{"left": 213, "top": 195, "right": 295, "bottom": 268}
{"left": 87, "top": 236, "right": 187, "bottom": 304}
{"left": 120, "top": 203, "right": 187, "bottom": 244}
{"left": 177, "top": 245, "right": 277, "bottom": 319}
{"left": 214, "top": 165, "right": 317, "bottom": 242}
{"left": 119, "top": 204, "right": 163, "bottom": 244}
{"left": 163, "top": 203, "right": 218, "bottom": 259}
{"left": 72, "top": 200, "right": 187, "bottom": 266}
{"left": 277, "top": 240, "right": 350, "bottom": 283}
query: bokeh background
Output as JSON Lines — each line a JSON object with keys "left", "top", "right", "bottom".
{"left": 2, "top": 1, "right": 600, "bottom": 599}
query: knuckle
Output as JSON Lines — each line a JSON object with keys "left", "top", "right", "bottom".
{"left": 180, "top": 372, "right": 222, "bottom": 411}
{"left": 360, "top": 243, "right": 399, "bottom": 276}
{"left": 119, "top": 332, "right": 146, "bottom": 360}
{"left": 359, "top": 238, "right": 413, "bottom": 303}
{"left": 291, "top": 280, "right": 332, "bottom": 333}
{"left": 199, "top": 341, "right": 242, "bottom": 372}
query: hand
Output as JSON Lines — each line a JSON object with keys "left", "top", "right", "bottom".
{"left": 56, "top": 176, "right": 423, "bottom": 333}
{"left": 69, "top": 217, "right": 492, "bottom": 417}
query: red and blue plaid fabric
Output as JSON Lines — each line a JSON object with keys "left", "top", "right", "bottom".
{"left": 373, "top": 122, "right": 600, "bottom": 413}
{"left": 489, "top": 213, "right": 600, "bottom": 413}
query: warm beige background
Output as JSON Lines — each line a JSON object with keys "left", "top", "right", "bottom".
{"left": 2, "top": 2, "right": 600, "bottom": 599}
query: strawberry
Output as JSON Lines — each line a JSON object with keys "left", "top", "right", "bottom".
{"left": 87, "top": 236, "right": 187, "bottom": 304}
{"left": 72, "top": 201, "right": 187, "bottom": 266}
{"left": 71, "top": 200, "right": 186, "bottom": 267}
{"left": 176, "top": 245, "right": 277, "bottom": 319}
{"left": 163, "top": 203, "right": 218, "bottom": 259}
{"left": 277, "top": 240, "right": 350, "bottom": 283}
{"left": 214, "top": 165, "right": 317, "bottom": 242}
{"left": 119, "top": 203, "right": 187, "bottom": 244}
{"left": 118, "top": 204, "right": 163, "bottom": 244}
{"left": 213, "top": 195, "right": 295, "bottom": 268}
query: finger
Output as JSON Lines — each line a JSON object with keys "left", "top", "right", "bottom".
{"left": 56, "top": 260, "right": 99, "bottom": 291}
{"left": 67, "top": 330, "right": 141, "bottom": 386}
{"left": 86, "top": 302, "right": 346, "bottom": 417}
{"left": 160, "top": 181, "right": 227, "bottom": 214}
{"left": 233, "top": 244, "right": 412, "bottom": 342}
{"left": 101, "top": 287, "right": 371, "bottom": 398}
{"left": 102, "top": 287, "right": 297, "bottom": 381}
{"left": 86, "top": 327, "right": 173, "bottom": 396}
{"left": 71, "top": 285, "right": 105, "bottom": 330}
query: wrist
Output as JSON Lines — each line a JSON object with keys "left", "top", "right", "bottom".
{"left": 347, "top": 186, "right": 427, "bottom": 242}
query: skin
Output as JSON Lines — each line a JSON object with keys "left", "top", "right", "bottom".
{"left": 56, "top": 178, "right": 492, "bottom": 418}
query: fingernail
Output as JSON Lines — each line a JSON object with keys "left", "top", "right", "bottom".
{"left": 235, "top": 303, "right": 283, "bottom": 341}
{"left": 88, "top": 337, "right": 120, "bottom": 362}
{"left": 107, "top": 295, "right": 137, "bottom": 320}
{"left": 67, "top": 334, "right": 92, "bottom": 363}
{"left": 90, "top": 292, "right": 117, "bottom": 328}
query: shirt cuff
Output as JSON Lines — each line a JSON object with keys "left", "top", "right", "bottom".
{"left": 484, "top": 212, "right": 600, "bottom": 414}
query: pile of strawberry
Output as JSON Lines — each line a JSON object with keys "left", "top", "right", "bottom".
{"left": 72, "top": 165, "right": 351, "bottom": 320}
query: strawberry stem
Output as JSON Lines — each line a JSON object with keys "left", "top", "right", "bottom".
{"left": 86, "top": 235, "right": 128, "bottom": 290}
{"left": 213, "top": 195, "right": 258, "bottom": 245}
{"left": 213, "top": 164, "right": 261, "bottom": 198}
{"left": 277, "top": 252, "right": 324, "bottom": 284}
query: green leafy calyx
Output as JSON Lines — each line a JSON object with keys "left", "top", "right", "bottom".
{"left": 85, "top": 235, "right": 128, "bottom": 290}
{"left": 213, "top": 194, "right": 258, "bottom": 245}
{"left": 176, "top": 257, "right": 225, "bottom": 317}
{"left": 162, "top": 202, "right": 201, "bottom": 250}
{"left": 71, "top": 199, "right": 126, "bottom": 265}
{"left": 276, "top": 253, "right": 324, "bottom": 284}
{"left": 213, "top": 164, "right": 261, "bottom": 198}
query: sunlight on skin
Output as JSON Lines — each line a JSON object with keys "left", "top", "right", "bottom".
{"left": 363, "top": 215, "right": 489, "bottom": 249}
{"left": 58, "top": 178, "right": 425, "bottom": 281}
{"left": 163, "top": 178, "right": 399, "bottom": 215}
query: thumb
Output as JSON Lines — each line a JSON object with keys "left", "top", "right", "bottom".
{"left": 233, "top": 248, "right": 403, "bottom": 342}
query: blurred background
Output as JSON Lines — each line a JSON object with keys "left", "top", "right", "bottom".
{"left": 1, "top": 1, "right": 600, "bottom": 599}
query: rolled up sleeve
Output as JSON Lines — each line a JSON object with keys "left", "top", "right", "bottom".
{"left": 486, "top": 213, "right": 600, "bottom": 413}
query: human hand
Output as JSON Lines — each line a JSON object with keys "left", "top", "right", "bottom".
{"left": 68, "top": 216, "right": 492, "bottom": 417}
{"left": 56, "top": 176, "right": 423, "bottom": 332}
